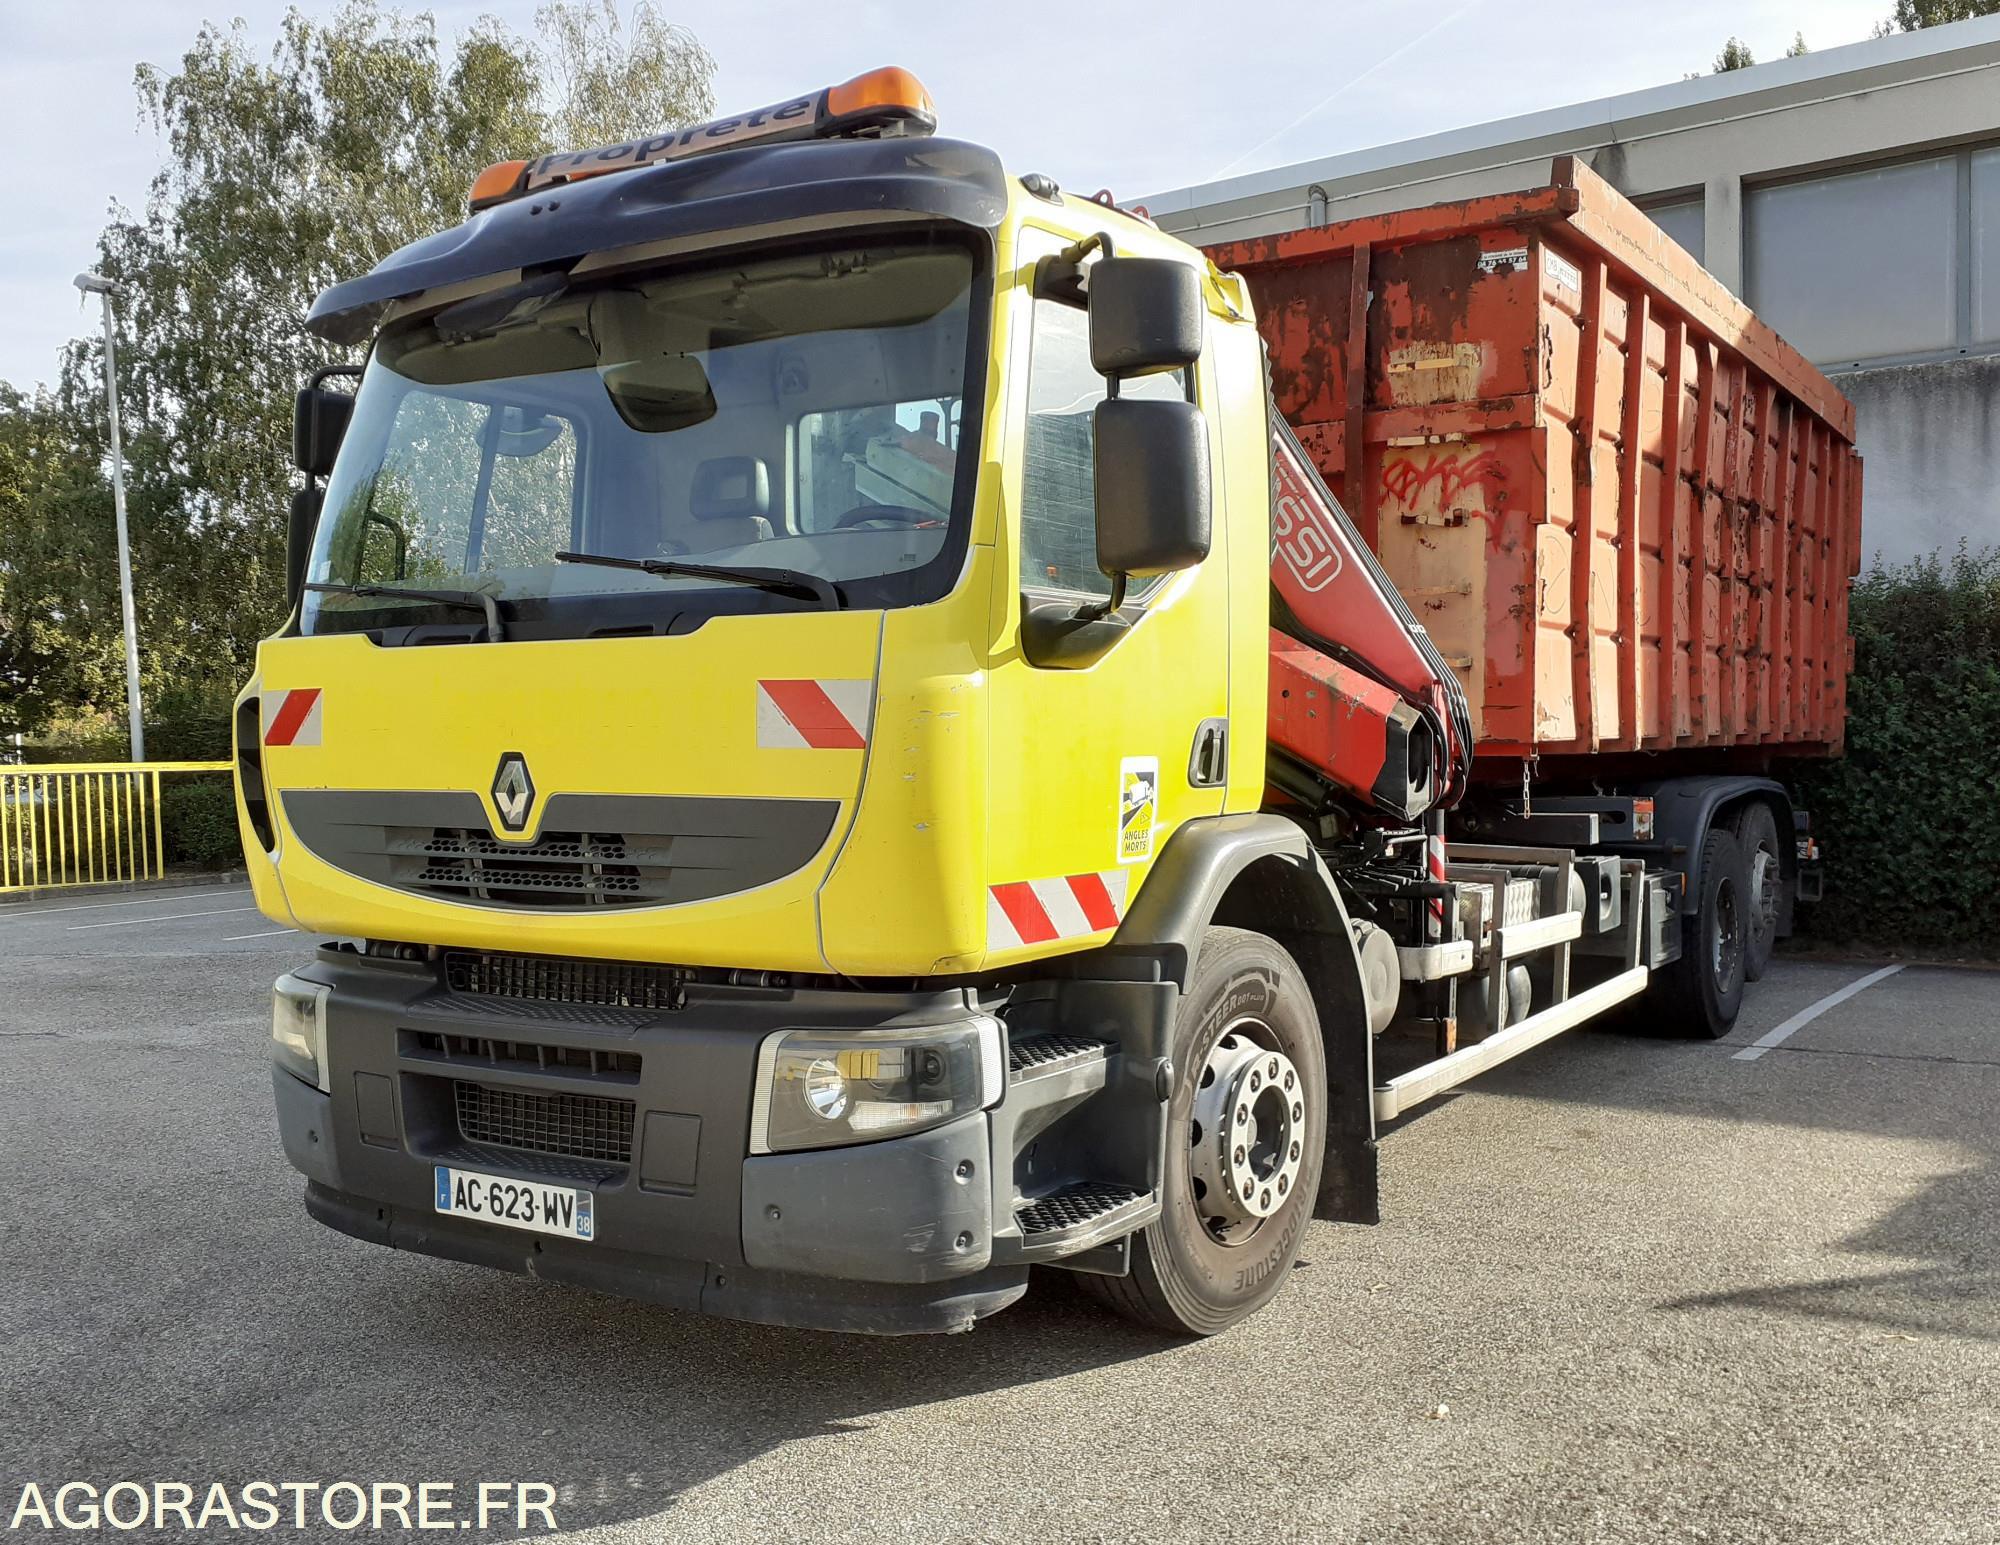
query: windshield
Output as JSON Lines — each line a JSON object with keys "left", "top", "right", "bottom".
{"left": 303, "top": 234, "right": 982, "bottom": 639}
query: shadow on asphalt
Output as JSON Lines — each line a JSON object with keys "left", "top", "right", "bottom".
{"left": 304, "top": 1258, "right": 1172, "bottom": 1534}
{"left": 1435, "top": 963, "right": 2000, "bottom": 1347}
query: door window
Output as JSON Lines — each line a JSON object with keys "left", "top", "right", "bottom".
{"left": 1020, "top": 299, "right": 1188, "bottom": 602}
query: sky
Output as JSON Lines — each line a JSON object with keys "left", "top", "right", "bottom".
{"left": 0, "top": 0, "right": 1895, "bottom": 391}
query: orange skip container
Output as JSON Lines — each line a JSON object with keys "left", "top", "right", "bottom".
{"left": 1205, "top": 156, "right": 1859, "bottom": 769}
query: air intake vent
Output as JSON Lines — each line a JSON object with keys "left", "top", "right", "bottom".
{"left": 444, "top": 950, "right": 688, "bottom": 1012}
{"left": 408, "top": 1030, "right": 640, "bottom": 1083}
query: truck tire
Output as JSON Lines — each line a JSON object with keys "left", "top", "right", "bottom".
{"left": 1730, "top": 800, "right": 1783, "bottom": 982}
{"left": 1647, "top": 828, "right": 1748, "bottom": 1039}
{"left": 1081, "top": 926, "right": 1327, "bottom": 1336}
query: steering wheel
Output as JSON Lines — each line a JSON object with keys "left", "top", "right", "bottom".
{"left": 830, "top": 503, "right": 941, "bottom": 531}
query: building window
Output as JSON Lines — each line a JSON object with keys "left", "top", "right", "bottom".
{"left": 1745, "top": 153, "right": 1966, "bottom": 367}
{"left": 1642, "top": 196, "right": 1704, "bottom": 264}
{"left": 1973, "top": 146, "right": 2000, "bottom": 346}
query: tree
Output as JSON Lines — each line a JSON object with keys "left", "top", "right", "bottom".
{"left": 1887, "top": 0, "right": 2000, "bottom": 26}
{"left": 1785, "top": 31, "right": 1810, "bottom": 56}
{"left": 0, "top": 2, "right": 714, "bottom": 747}
{"left": 0, "top": 385, "right": 123, "bottom": 743}
{"left": 1714, "top": 36, "right": 1757, "bottom": 70}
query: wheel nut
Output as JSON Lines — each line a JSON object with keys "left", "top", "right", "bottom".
{"left": 1267, "top": 1058, "right": 1279, "bottom": 1078}
{"left": 1292, "top": 1101, "right": 1303, "bottom": 1122}
{"left": 1284, "top": 1070, "right": 1294, "bottom": 1090}
{"left": 1290, "top": 1141, "right": 1301, "bottom": 1161}
{"left": 1249, "top": 1072, "right": 1261, "bottom": 1092}
{"left": 1260, "top": 1188, "right": 1272, "bottom": 1210}
{"left": 1237, "top": 1104, "right": 1248, "bottom": 1124}
{"left": 955, "top": 1231, "right": 974, "bottom": 1251}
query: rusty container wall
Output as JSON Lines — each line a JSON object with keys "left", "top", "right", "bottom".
{"left": 1205, "top": 156, "right": 1859, "bottom": 768}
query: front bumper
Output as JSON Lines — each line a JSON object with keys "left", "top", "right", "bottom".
{"left": 271, "top": 948, "right": 1027, "bottom": 1334}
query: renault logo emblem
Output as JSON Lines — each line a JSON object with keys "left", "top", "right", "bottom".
{"left": 491, "top": 752, "right": 536, "bottom": 834}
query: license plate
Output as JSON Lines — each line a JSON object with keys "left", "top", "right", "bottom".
{"left": 433, "top": 1166, "right": 594, "bottom": 1242}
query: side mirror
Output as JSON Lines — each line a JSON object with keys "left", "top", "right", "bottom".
{"left": 293, "top": 386, "right": 353, "bottom": 478}
{"left": 285, "top": 486, "right": 321, "bottom": 610}
{"left": 1094, "top": 397, "right": 1211, "bottom": 578}
{"left": 1088, "top": 257, "right": 1203, "bottom": 378}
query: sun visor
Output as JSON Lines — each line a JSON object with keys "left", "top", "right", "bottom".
{"left": 305, "top": 137, "right": 1007, "bottom": 347}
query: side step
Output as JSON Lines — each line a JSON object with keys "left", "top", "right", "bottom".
{"left": 1010, "top": 1033, "right": 1111, "bottom": 1078}
{"left": 995, "top": 1030, "right": 1161, "bottom": 1265}
{"left": 1374, "top": 966, "right": 1649, "bottom": 1122}
{"left": 1015, "top": 1182, "right": 1158, "bottom": 1261}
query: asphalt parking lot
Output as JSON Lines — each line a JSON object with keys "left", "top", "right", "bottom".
{"left": 1, "top": 883, "right": 1996, "bottom": 1544}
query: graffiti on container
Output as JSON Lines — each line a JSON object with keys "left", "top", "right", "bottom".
{"left": 1379, "top": 442, "right": 1506, "bottom": 527}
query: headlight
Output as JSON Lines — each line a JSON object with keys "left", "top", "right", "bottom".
{"left": 271, "top": 973, "right": 330, "bottom": 1090}
{"left": 749, "top": 1016, "right": 1003, "bottom": 1154}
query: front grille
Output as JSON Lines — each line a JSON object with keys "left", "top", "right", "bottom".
{"left": 282, "top": 790, "right": 839, "bottom": 913}
{"left": 408, "top": 1030, "right": 640, "bottom": 1083}
{"left": 445, "top": 950, "right": 687, "bottom": 1012}
{"left": 417, "top": 828, "right": 655, "bottom": 909}
{"left": 453, "top": 1082, "right": 635, "bottom": 1164}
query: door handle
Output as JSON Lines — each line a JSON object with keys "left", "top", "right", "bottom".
{"left": 1189, "top": 718, "right": 1228, "bottom": 787}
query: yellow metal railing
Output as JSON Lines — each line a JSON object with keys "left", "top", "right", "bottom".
{"left": 0, "top": 761, "right": 232, "bottom": 893}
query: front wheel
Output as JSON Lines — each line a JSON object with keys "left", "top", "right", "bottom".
{"left": 1081, "top": 926, "right": 1327, "bottom": 1336}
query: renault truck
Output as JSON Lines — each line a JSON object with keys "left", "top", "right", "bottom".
{"left": 241, "top": 67, "right": 1856, "bottom": 1335}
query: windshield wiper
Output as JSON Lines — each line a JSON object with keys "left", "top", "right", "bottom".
{"left": 555, "top": 551, "right": 844, "bottom": 609}
{"left": 307, "top": 582, "right": 506, "bottom": 642}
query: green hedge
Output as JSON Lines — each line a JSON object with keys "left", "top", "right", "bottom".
{"left": 160, "top": 775, "right": 244, "bottom": 871}
{"left": 1792, "top": 548, "right": 2000, "bottom": 954}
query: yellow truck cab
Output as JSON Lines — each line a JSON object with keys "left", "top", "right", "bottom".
{"left": 245, "top": 67, "right": 1347, "bottom": 1336}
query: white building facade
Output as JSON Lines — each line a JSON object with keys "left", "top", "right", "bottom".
{"left": 1145, "top": 17, "right": 2000, "bottom": 566}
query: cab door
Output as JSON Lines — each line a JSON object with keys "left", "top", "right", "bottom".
{"left": 980, "top": 224, "right": 1234, "bottom": 965}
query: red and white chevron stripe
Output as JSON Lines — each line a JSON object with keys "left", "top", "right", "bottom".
{"left": 756, "top": 678, "right": 872, "bottom": 749}
{"left": 987, "top": 870, "right": 1130, "bottom": 950}
{"left": 262, "top": 687, "right": 323, "bottom": 747}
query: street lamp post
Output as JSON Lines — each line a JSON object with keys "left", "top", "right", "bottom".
{"left": 73, "top": 271, "right": 145, "bottom": 763}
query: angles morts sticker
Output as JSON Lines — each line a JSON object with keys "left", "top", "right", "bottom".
{"left": 1118, "top": 755, "right": 1158, "bottom": 864}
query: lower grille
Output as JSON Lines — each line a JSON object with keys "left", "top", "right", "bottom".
{"left": 453, "top": 1082, "right": 635, "bottom": 1165}
{"left": 445, "top": 950, "right": 687, "bottom": 1013}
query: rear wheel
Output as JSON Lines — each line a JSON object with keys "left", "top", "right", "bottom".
{"left": 1080, "top": 926, "right": 1326, "bottom": 1336}
{"left": 1730, "top": 801, "right": 1784, "bottom": 982}
{"left": 1645, "top": 828, "right": 1748, "bottom": 1039}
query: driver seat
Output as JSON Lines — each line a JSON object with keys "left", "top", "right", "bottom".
{"left": 687, "top": 456, "right": 774, "bottom": 550}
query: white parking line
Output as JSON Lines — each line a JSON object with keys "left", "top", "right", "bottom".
{"left": 222, "top": 928, "right": 295, "bottom": 941}
{"left": 1, "top": 888, "right": 252, "bottom": 920}
{"left": 1733, "top": 964, "right": 1906, "bottom": 1062}
{"left": 67, "top": 906, "right": 260, "bottom": 932}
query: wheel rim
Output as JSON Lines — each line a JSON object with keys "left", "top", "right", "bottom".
{"left": 1748, "top": 844, "right": 1780, "bottom": 941}
{"left": 1187, "top": 1018, "right": 1307, "bottom": 1246}
{"left": 1710, "top": 875, "right": 1742, "bottom": 987}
